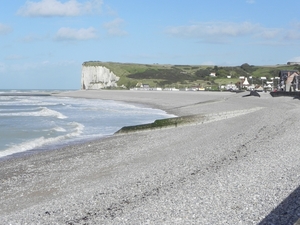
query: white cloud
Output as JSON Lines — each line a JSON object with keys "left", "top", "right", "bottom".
{"left": 0, "top": 23, "right": 12, "bottom": 35}
{"left": 104, "top": 5, "right": 118, "bottom": 17}
{"left": 0, "top": 62, "right": 5, "bottom": 73}
{"left": 21, "top": 34, "right": 47, "bottom": 43}
{"left": 246, "top": 0, "right": 255, "bottom": 4}
{"left": 280, "top": 22, "right": 300, "bottom": 41}
{"left": 54, "top": 27, "right": 98, "bottom": 41}
{"left": 200, "top": 61, "right": 215, "bottom": 66}
{"left": 288, "top": 56, "right": 300, "bottom": 62}
{"left": 285, "top": 31, "right": 300, "bottom": 40}
{"left": 165, "top": 21, "right": 290, "bottom": 44}
{"left": 6, "top": 60, "right": 77, "bottom": 73}
{"left": 17, "top": 0, "right": 103, "bottom": 17}
{"left": 103, "top": 18, "right": 127, "bottom": 36}
{"left": 5, "top": 55, "right": 25, "bottom": 60}
{"left": 166, "top": 22, "right": 261, "bottom": 42}
{"left": 255, "top": 28, "right": 282, "bottom": 39}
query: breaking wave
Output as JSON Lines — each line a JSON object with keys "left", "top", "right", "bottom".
{"left": 0, "top": 122, "right": 84, "bottom": 158}
{"left": 0, "top": 107, "right": 67, "bottom": 119}
{"left": 0, "top": 92, "right": 173, "bottom": 159}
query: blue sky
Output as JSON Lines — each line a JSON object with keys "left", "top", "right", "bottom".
{"left": 1, "top": 0, "right": 300, "bottom": 89}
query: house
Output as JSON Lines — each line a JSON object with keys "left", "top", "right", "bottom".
{"left": 287, "top": 62, "right": 300, "bottom": 65}
{"left": 130, "top": 83, "right": 152, "bottom": 91}
{"left": 255, "top": 86, "right": 264, "bottom": 92}
{"left": 141, "top": 84, "right": 150, "bottom": 88}
{"left": 226, "top": 84, "right": 237, "bottom": 91}
{"left": 278, "top": 70, "right": 300, "bottom": 91}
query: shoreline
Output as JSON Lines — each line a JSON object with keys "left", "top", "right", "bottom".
{"left": 0, "top": 90, "right": 177, "bottom": 160}
{"left": 1, "top": 90, "right": 300, "bottom": 224}
{"left": 53, "top": 89, "right": 239, "bottom": 116}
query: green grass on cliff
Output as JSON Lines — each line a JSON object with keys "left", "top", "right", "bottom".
{"left": 83, "top": 61, "right": 300, "bottom": 89}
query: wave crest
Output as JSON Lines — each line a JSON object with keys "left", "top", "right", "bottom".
{"left": 0, "top": 107, "right": 67, "bottom": 119}
{"left": 0, "top": 122, "right": 84, "bottom": 158}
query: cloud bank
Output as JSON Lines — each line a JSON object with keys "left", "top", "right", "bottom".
{"left": 166, "top": 22, "right": 259, "bottom": 42}
{"left": 165, "top": 21, "right": 284, "bottom": 43}
{"left": 103, "top": 18, "right": 127, "bottom": 36}
{"left": 17, "top": 0, "right": 103, "bottom": 17}
{"left": 288, "top": 56, "right": 300, "bottom": 62}
{"left": 54, "top": 27, "right": 98, "bottom": 41}
{"left": 0, "top": 23, "right": 12, "bottom": 35}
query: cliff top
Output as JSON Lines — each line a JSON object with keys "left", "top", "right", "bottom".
{"left": 81, "top": 61, "right": 300, "bottom": 90}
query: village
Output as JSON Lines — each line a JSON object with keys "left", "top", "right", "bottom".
{"left": 130, "top": 70, "right": 300, "bottom": 93}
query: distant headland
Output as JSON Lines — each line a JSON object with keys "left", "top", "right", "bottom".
{"left": 81, "top": 61, "right": 300, "bottom": 91}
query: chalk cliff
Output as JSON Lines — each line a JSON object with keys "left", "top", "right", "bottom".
{"left": 81, "top": 65, "right": 120, "bottom": 89}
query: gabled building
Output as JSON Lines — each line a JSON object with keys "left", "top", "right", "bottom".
{"left": 278, "top": 70, "right": 300, "bottom": 91}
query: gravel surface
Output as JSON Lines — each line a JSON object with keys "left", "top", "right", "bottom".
{"left": 1, "top": 90, "right": 300, "bottom": 224}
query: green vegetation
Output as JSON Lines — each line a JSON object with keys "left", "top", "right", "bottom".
{"left": 83, "top": 61, "right": 300, "bottom": 89}
{"left": 116, "top": 115, "right": 204, "bottom": 133}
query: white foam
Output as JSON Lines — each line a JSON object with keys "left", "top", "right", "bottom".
{"left": 0, "top": 107, "right": 67, "bottom": 119}
{"left": 0, "top": 122, "right": 85, "bottom": 158}
{"left": 0, "top": 93, "right": 174, "bottom": 159}
{"left": 38, "top": 107, "right": 67, "bottom": 119}
{"left": 52, "top": 126, "right": 67, "bottom": 132}
{"left": 66, "top": 122, "right": 84, "bottom": 137}
{"left": 0, "top": 136, "right": 62, "bottom": 158}
{"left": 0, "top": 96, "right": 62, "bottom": 107}
{"left": 0, "top": 96, "right": 13, "bottom": 100}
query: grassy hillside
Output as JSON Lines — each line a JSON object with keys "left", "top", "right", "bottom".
{"left": 82, "top": 61, "right": 300, "bottom": 89}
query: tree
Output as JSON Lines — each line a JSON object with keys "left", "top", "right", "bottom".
{"left": 195, "top": 68, "right": 212, "bottom": 80}
{"left": 241, "top": 63, "right": 251, "bottom": 71}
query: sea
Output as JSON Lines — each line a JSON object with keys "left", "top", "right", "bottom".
{"left": 0, "top": 89, "right": 174, "bottom": 159}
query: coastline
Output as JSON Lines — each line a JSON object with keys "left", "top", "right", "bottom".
{"left": 1, "top": 90, "right": 300, "bottom": 224}
{"left": 53, "top": 89, "right": 245, "bottom": 116}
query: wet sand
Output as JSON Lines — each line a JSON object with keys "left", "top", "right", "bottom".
{"left": 1, "top": 90, "right": 300, "bottom": 224}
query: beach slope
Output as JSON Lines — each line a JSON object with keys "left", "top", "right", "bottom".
{"left": 1, "top": 90, "right": 300, "bottom": 224}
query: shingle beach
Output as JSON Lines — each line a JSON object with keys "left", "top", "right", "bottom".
{"left": 1, "top": 90, "right": 300, "bottom": 224}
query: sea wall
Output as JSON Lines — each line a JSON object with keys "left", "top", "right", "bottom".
{"left": 81, "top": 65, "right": 120, "bottom": 89}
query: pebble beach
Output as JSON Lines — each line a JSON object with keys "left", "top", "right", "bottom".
{"left": 1, "top": 90, "right": 300, "bottom": 224}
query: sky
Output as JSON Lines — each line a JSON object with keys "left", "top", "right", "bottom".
{"left": 1, "top": 0, "right": 300, "bottom": 89}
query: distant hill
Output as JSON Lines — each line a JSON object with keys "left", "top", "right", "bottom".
{"left": 82, "top": 61, "right": 300, "bottom": 89}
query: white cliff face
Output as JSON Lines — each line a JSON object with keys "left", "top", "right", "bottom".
{"left": 81, "top": 66, "right": 120, "bottom": 89}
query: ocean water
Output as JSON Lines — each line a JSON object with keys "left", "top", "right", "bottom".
{"left": 0, "top": 90, "right": 174, "bottom": 158}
